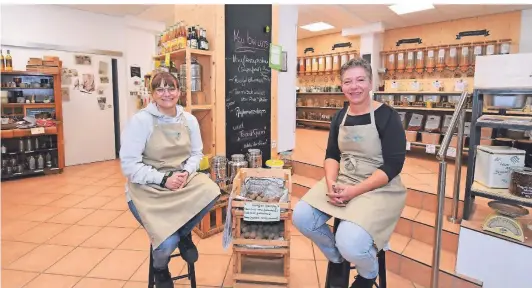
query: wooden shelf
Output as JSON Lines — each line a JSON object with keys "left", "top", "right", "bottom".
{"left": 296, "top": 106, "right": 341, "bottom": 110}
{"left": 297, "top": 92, "right": 343, "bottom": 95}
{"left": 190, "top": 104, "right": 213, "bottom": 111}
{"left": 2, "top": 103, "right": 55, "bottom": 109}
{"left": 1, "top": 87, "right": 54, "bottom": 90}
{"left": 0, "top": 70, "right": 56, "bottom": 76}
{"left": 153, "top": 48, "right": 213, "bottom": 60}
{"left": 471, "top": 181, "right": 532, "bottom": 208}
{"left": 374, "top": 91, "right": 462, "bottom": 95}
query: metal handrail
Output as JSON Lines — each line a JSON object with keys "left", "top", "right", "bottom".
{"left": 431, "top": 90, "right": 469, "bottom": 288}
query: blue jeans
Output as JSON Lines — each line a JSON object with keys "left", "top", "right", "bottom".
{"left": 128, "top": 196, "right": 218, "bottom": 269}
{"left": 292, "top": 200, "right": 379, "bottom": 279}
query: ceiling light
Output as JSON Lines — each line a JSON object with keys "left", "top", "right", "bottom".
{"left": 300, "top": 22, "right": 334, "bottom": 32}
{"left": 388, "top": 3, "right": 435, "bottom": 15}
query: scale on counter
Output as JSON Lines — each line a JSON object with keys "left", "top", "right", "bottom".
{"left": 482, "top": 201, "right": 528, "bottom": 242}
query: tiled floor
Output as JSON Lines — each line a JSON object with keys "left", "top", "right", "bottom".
{"left": 2, "top": 128, "right": 477, "bottom": 288}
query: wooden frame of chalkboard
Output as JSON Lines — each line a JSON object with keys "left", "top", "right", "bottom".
{"left": 225, "top": 4, "right": 273, "bottom": 166}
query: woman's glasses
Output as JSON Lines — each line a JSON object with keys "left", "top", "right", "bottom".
{"left": 155, "top": 87, "right": 178, "bottom": 95}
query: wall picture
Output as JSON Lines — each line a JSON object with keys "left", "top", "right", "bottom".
{"left": 75, "top": 55, "right": 92, "bottom": 65}
{"left": 100, "top": 76, "right": 109, "bottom": 84}
{"left": 81, "top": 74, "right": 95, "bottom": 93}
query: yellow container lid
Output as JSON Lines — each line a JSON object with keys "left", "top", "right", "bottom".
{"left": 265, "top": 159, "right": 284, "bottom": 168}
{"left": 199, "top": 155, "right": 210, "bottom": 171}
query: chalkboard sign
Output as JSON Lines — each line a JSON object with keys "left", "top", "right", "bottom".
{"left": 225, "top": 4, "right": 272, "bottom": 166}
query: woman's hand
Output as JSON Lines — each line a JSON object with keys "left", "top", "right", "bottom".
{"left": 165, "top": 172, "right": 189, "bottom": 190}
{"left": 326, "top": 184, "right": 359, "bottom": 207}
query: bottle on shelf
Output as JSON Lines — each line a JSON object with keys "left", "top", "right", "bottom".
{"left": 37, "top": 154, "right": 44, "bottom": 170}
{"left": 1, "top": 143, "right": 6, "bottom": 154}
{"left": 191, "top": 26, "right": 199, "bottom": 49}
{"left": 200, "top": 29, "right": 209, "bottom": 51}
{"left": 5, "top": 50, "right": 12, "bottom": 71}
{"left": 0, "top": 50, "right": 5, "bottom": 72}
{"left": 186, "top": 27, "right": 192, "bottom": 48}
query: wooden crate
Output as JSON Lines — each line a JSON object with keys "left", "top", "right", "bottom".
{"left": 232, "top": 209, "right": 291, "bottom": 247}
{"left": 193, "top": 193, "right": 229, "bottom": 239}
{"left": 233, "top": 246, "right": 290, "bottom": 287}
{"left": 231, "top": 168, "right": 292, "bottom": 210}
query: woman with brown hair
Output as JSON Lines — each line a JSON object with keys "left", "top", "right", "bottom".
{"left": 120, "top": 71, "right": 220, "bottom": 288}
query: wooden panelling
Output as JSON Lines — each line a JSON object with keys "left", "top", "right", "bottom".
{"left": 383, "top": 11, "right": 521, "bottom": 52}
{"left": 297, "top": 32, "right": 360, "bottom": 57}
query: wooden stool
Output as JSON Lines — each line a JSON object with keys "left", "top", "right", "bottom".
{"left": 324, "top": 218, "right": 387, "bottom": 288}
{"left": 147, "top": 236, "right": 197, "bottom": 288}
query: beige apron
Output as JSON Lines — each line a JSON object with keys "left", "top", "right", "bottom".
{"left": 128, "top": 114, "right": 220, "bottom": 248}
{"left": 302, "top": 101, "right": 406, "bottom": 251}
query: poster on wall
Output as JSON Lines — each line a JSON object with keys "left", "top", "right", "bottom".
{"left": 61, "top": 87, "right": 70, "bottom": 101}
{"left": 97, "top": 96, "right": 106, "bottom": 110}
{"left": 81, "top": 74, "right": 95, "bottom": 94}
{"left": 100, "top": 76, "right": 109, "bottom": 84}
{"left": 130, "top": 66, "right": 141, "bottom": 78}
{"left": 98, "top": 61, "right": 108, "bottom": 75}
{"left": 75, "top": 55, "right": 92, "bottom": 65}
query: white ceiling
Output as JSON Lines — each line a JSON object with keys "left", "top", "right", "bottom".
{"left": 61, "top": 4, "right": 532, "bottom": 39}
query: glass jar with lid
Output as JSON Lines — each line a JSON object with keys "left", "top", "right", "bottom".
{"left": 485, "top": 41, "right": 497, "bottom": 56}
{"left": 318, "top": 56, "right": 325, "bottom": 72}
{"left": 436, "top": 46, "right": 446, "bottom": 71}
{"left": 406, "top": 50, "right": 415, "bottom": 72}
{"left": 396, "top": 51, "right": 405, "bottom": 71}
{"left": 332, "top": 54, "right": 340, "bottom": 71}
{"left": 386, "top": 52, "right": 396, "bottom": 74}
{"left": 325, "top": 55, "right": 333, "bottom": 72}
{"left": 279, "top": 151, "right": 294, "bottom": 175}
{"left": 348, "top": 52, "right": 356, "bottom": 61}
{"left": 472, "top": 42, "right": 484, "bottom": 65}
{"left": 425, "top": 47, "right": 436, "bottom": 72}
{"left": 459, "top": 43, "right": 471, "bottom": 72}
{"left": 312, "top": 57, "right": 319, "bottom": 72}
{"left": 298, "top": 58, "right": 305, "bottom": 73}
{"left": 340, "top": 52, "right": 349, "bottom": 67}
{"left": 499, "top": 39, "right": 511, "bottom": 55}
{"left": 415, "top": 49, "right": 424, "bottom": 73}
{"left": 446, "top": 45, "right": 458, "bottom": 69}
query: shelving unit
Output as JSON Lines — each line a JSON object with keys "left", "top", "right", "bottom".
{"left": 152, "top": 47, "right": 216, "bottom": 156}
{"left": 1, "top": 67, "right": 65, "bottom": 181}
{"left": 463, "top": 88, "right": 532, "bottom": 219}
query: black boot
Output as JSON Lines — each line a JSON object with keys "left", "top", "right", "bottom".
{"left": 350, "top": 275, "right": 377, "bottom": 288}
{"left": 154, "top": 267, "right": 173, "bottom": 288}
{"left": 178, "top": 233, "right": 198, "bottom": 264}
{"left": 327, "top": 261, "right": 350, "bottom": 288}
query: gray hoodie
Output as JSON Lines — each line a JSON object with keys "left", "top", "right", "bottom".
{"left": 120, "top": 102, "right": 203, "bottom": 201}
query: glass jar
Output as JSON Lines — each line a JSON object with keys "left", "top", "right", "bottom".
{"left": 312, "top": 57, "right": 319, "bottom": 72}
{"left": 318, "top": 56, "right": 325, "bottom": 72}
{"left": 499, "top": 40, "right": 511, "bottom": 55}
{"left": 426, "top": 47, "right": 436, "bottom": 70}
{"left": 415, "top": 50, "right": 424, "bottom": 72}
{"left": 332, "top": 54, "right": 340, "bottom": 71}
{"left": 406, "top": 51, "right": 415, "bottom": 71}
{"left": 325, "top": 55, "right": 333, "bottom": 72}
{"left": 437, "top": 47, "right": 446, "bottom": 70}
{"left": 279, "top": 151, "right": 294, "bottom": 175}
{"left": 396, "top": 51, "right": 405, "bottom": 71}
{"left": 447, "top": 45, "right": 458, "bottom": 68}
{"left": 298, "top": 58, "right": 305, "bottom": 73}
{"left": 472, "top": 42, "right": 484, "bottom": 65}
{"left": 348, "top": 52, "right": 356, "bottom": 61}
{"left": 340, "top": 52, "right": 349, "bottom": 67}
{"left": 460, "top": 44, "right": 471, "bottom": 69}
{"left": 386, "top": 52, "right": 395, "bottom": 72}
{"left": 486, "top": 41, "right": 497, "bottom": 56}
{"left": 305, "top": 57, "right": 312, "bottom": 72}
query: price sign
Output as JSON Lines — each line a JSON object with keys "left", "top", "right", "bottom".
{"left": 406, "top": 142, "right": 411, "bottom": 151}
{"left": 426, "top": 144, "right": 436, "bottom": 154}
{"left": 30, "top": 127, "right": 45, "bottom": 135}
{"left": 391, "top": 81, "right": 399, "bottom": 89}
{"left": 446, "top": 147, "right": 457, "bottom": 158}
{"left": 244, "top": 202, "right": 280, "bottom": 222}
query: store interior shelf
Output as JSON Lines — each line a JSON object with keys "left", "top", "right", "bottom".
{"left": 153, "top": 48, "right": 213, "bottom": 60}
{"left": 475, "top": 115, "right": 532, "bottom": 130}
{"left": 296, "top": 106, "right": 340, "bottom": 110}
{"left": 471, "top": 181, "right": 532, "bottom": 208}
{"left": 297, "top": 92, "right": 343, "bottom": 95}
{"left": 2, "top": 103, "right": 55, "bottom": 108}
{"left": 1, "top": 167, "right": 61, "bottom": 180}
{"left": 374, "top": 91, "right": 462, "bottom": 95}
{"left": 0, "top": 70, "right": 55, "bottom": 76}
{"left": 191, "top": 104, "right": 213, "bottom": 111}
{"left": 1, "top": 87, "right": 54, "bottom": 90}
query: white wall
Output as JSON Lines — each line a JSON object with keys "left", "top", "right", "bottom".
{"left": 520, "top": 9, "right": 532, "bottom": 53}
{"left": 359, "top": 33, "right": 383, "bottom": 92}
{"left": 0, "top": 5, "right": 164, "bottom": 132}
{"left": 277, "top": 4, "right": 298, "bottom": 153}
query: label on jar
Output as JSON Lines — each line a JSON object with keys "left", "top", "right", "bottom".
{"left": 438, "top": 49, "right": 445, "bottom": 58}
{"left": 417, "top": 51, "right": 423, "bottom": 60}
{"left": 408, "top": 52, "right": 414, "bottom": 60}
{"left": 461, "top": 47, "right": 469, "bottom": 56}
{"left": 450, "top": 47, "right": 457, "bottom": 57}
{"left": 428, "top": 50, "right": 434, "bottom": 58}
{"left": 501, "top": 43, "right": 510, "bottom": 54}
{"left": 398, "top": 53, "right": 404, "bottom": 61}
{"left": 474, "top": 46, "right": 482, "bottom": 55}
{"left": 487, "top": 45, "right": 495, "bottom": 55}
{"left": 388, "top": 54, "right": 395, "bottom": 62}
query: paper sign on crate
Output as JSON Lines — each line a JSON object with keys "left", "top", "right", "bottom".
{"left": 243, "top": 202, "right": 281, "bottom": 222}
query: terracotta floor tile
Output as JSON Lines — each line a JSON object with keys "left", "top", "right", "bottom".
{"left": 70, "top": 185, "right": 107, "bottom": 196}
{"left": 196, "top": 232, "right": 232, "bottom": 255}
{"left": 52, "top": 184, "right": 88, "bottom": 195}
{"left": 81, "top": 226, "right": 135, "bottom": 249}
{"left": 117, "top": 228, "right": 150, "bottom": 251}
{"left": 312, "top": 243, "right": 327, "bottom": 261}
{"left": 1, "top": 204, "right": 41, "bottom": 219}
{"left": 290, "top": 235, "right": 315, "bottom": 260}
{"left": 14, "top": 222, "right": 71, "bottom": 244}
{"left": 7, "top": 244, "right": 75, "bottom": 272}
{"left": 48, "top": 194, "right": 91, "bottom": 208}
{"left": 107, "top": 210, "right": 141, "bottom": 228}
{"left": 386, "top": 271, "right": 416, "bottom": 288}
{"left": 176, "top": 254, "right": 231, "bottom": 286}
{"left": 101, "top": 196, "right": 129, "bottom": 211}
{"left": 389, "top": 233, "right": 411, "bottom": 254}
{"left": 77, "top": 209, "right": 123, "bottom": 226}
{"left": 75, "top": 196, "right": 115, "bottom": 209}
{"left": 401, "top": 239, "right": 456, "bottom": 274}
{"left": 47, "top": 225, "right": 102, "bottom": 246}
{"left": 24, "top": 273, "right": 81, "bottom": 288}
{"left": 46, "top": 208, "right": 96, "bottom": 224}
{"left": 123, "top": 282, "right": 148, "bottom": 288}
{"left": 19, "top": 206, "right": 67, "bottom": 222}
{"left": 97, "top": 186, "right": 126, "bottom": 197}
{"left": 73, "top": 278, "right": 126, "bottom": 288}
{"left": 222, "top": 256, "right": 234, "bottom": 287}
{"left": 290, "top": 259, "right": 319, "bottom": 288}
{"left": 401, "top": 206, "right": 421, "bottom": 220}
{"left": 1, "top": 241, "right": 39, "bottom": 266}
{"left": 0, "top": 269, "right": 39, "bottom": 288}
{"left": 315, "top": 260, "right": 328, "bottom": 287}
{"left": 46, "top": 247, "right": 112, "bottom": 276}
{"left": 91, "top": 177, "right": 125, "bottom": 186}
{"left": 24, "top": 193, "right": 66, "bottom": 206}
{"left": 1, "top": 220, "right": 41, "bottom": 240}
{"left": 87, "top": 249, "right": 147, "bottom": 280}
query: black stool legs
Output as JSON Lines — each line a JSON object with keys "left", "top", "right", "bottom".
{"left": 324, "top": 218, "right": 387, "bottom": 288}
{"left": 147, "top": 234, "right": 197, "bottom": 288}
